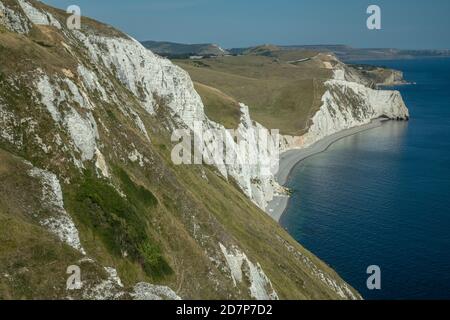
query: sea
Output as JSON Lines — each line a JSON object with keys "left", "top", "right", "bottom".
{"left": 280, "top": 58, "right": 450, "bottom": 299}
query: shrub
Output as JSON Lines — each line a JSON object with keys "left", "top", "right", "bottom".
{"left": 68, "top": 169, "right": 171, "bottom": 279}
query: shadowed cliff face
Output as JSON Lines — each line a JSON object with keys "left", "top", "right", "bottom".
{"left": 0, "top": 0, "right": 408, "bottom": 301}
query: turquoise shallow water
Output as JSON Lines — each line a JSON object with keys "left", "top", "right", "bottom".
{"left": 280, "top": 58, "right": 450, "bottom": 299}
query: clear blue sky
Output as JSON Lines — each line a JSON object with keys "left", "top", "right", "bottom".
{"left": 43, "top": 0, "right": 450, "bottom": 49}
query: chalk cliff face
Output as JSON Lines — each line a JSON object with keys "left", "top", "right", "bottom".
{"left": 0, "top": 2, "right": 409, "bottom": 214}
{"left": 302, "top": 67, "right": 409, "bottom": 147}
{"left": 240, "top": 55, "right": 410, "bottom": 210}
{"left": 0, "top": 0, "right": 362, "bottom": 300}
{"left": 68, "top": 26, "right": 409, "bottom": 214}
{"left": 376, "top": 69, "right": 406, "bottom": 86}
{"left": 67, "top": 23, "right": 280, "bottom": 211}
{"left": 256, "top": 57, "right": 408, "bottom": 205}
{"left": 349, "top": 64, "right": 408, "bottom": 87}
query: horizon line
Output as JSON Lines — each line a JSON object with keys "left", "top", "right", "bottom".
{"left": 138, "top": 40, "right": 450, "bottom": 51}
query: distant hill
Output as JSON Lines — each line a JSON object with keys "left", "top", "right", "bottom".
{"left": 242, "top": 44, "right": 281, "bottom": 56}
{"left": 229, "top": 45, "right": 318, "bottom": 62}
{"left": 144, "top": 41, "right": 450, "bottom": 61}
{"left": 231, "top": 44, "right": 450, "bottom": 61}
{"left": 281, "top": 45, "right": 450, "bottom": 61}
{"left": 141, "top": 40, "right": 229, "bottom": 58}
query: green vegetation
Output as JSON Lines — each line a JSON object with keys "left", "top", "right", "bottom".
{"left": 0, "top": 150, "right": 104, "bottom": 299}
{"left": 0, "top": 25, "right": 77, "bottom": 76}
{"left": 193, "top": 82, "right": 242, "bottom": 129}
{"left": 243, "top": 44, "right": 282, "bottom": 56}
{"left": 65, "top": 169, "right": 171, "bottom": 280}
{"left": 0, "top": 1, "right": 360, "bottom": 299}
{"left": 175, "top": 50, "right": 332, "bottom": 135}
{"left": 115, "top": 167, "right": 158, "bottom": 209}
{"left": 0, "top": 212, "right": 81, "bottom": 299}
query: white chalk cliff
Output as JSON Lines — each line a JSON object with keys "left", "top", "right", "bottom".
{"left": 302, "top": 64, "right": 409, "bottom": 147}
{"left": 70, "top": 23, "right": 281, "bottom": 212}
{"left": 72, "top": 29, "right": 411, "bottom": 214}
{"left": 1, "top": 1, "right": 408, "bottom": 214}
{"left": 1, "top": 0, "right": 285, "bottom": 299}
{"left": 0, "top": 0, "right": 408, "bottom": 300}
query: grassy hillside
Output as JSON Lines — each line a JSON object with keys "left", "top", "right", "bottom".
{"left": 175, "top": 51, "right": 332, "bottom": 136}
{"left": 349, "top": 64, "right": 407, "bottom": 86}
{"left": 193, "top": 82, "right": 242, "bottom": 129}
{"left": 0, "top": 0, "right": 360, "bottom": 299}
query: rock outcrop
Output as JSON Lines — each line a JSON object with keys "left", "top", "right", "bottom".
{"left": 302, "top": 68, "right": 409, "bottom": 147}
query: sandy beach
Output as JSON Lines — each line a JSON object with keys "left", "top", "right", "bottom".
{"left": 266, "top": 118, "right": 388, "bottom": 222}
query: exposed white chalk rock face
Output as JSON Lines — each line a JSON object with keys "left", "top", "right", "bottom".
{"left": 95, "top": 148, "right": 109, "bottom": 178}
{"left": 128, "top": 148, "right": 146, "bottom": 166}
{"left": 0, "top": 0, "right": 31, "bottom": 33}
{"left": 276, "top": 235, "right": 360, "bottom": 300}
{"left": 3, "top": 0, "right": 409, "bottom": 215}
{"left": 82, "top": 274, "right": 181, "bottom": 300}
{"left": 69, "top": 260, "right": 181, "bottom": 300}
{"left": 132, "top": 282, "right": 181, "bottom": 300}
{"left": 77, "top": 64, "right": 109, "bottom": 102}
{"left": 65, "top": 109, "right": 99, "bottom": 161}
{"left": 128, "top": 108, "right": 151, "bottom": 142}
{"left": 0, "top": 0, "right": 407, "bottom": 299}
{"left": 34, "top": 72, "right": 100, "bottom": 162}
{"left": 325, "top": 55, "right": 375, "bottom": 88}
{"left": 104, "top": 267, "right": 123, "bottom": 287}
{"left": 72, "top": 32, "right": 206, "bottom": 124}
{"left": 218, "top": 104, "right": 281, "bottom": 210}
{"left": 219, "top": 243, "right": 279, "bottom": 300}
{"left": 69, "top": 29, "right": 281, "bottom": 210}
{"left": 28, "top": 167, "right": 85, "bottom": 254}
{"left": 17, "top": 0, "right": 61, "bottom": 29}
{"left": 68, "top": 26, "right": 409, "bottom": 211}
{"left": 0, "top": 100, "right": 23, "bottom": 146}
{"left": 63, "top": 78, "right": 95, "bottom": 110}
{"left": 35, "top": 74, "right": 62, "bottom": 122}
{"left": 81, "top": 266, "right": 126, "bottom": 300}
{"left": 302, "top": 73, "right": 409, "bottom": 147}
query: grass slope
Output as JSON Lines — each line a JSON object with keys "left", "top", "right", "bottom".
{"left": 0, "top": 0, "right": 359, "bottom": 299}
{"left": 175, "top": 52, "right": 332, "bottom": 136}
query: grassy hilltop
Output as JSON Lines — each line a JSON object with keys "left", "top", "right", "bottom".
{"left": 174, "top": 46, "right": 334, "bottom": 136}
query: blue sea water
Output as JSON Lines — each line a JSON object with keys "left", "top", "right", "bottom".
{"left": 280, "top": 58, "right": 450, "bottom": 300}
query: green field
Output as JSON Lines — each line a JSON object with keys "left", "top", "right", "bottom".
{"left": 175, "top": 49, "right": 333, "bottom": 135}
